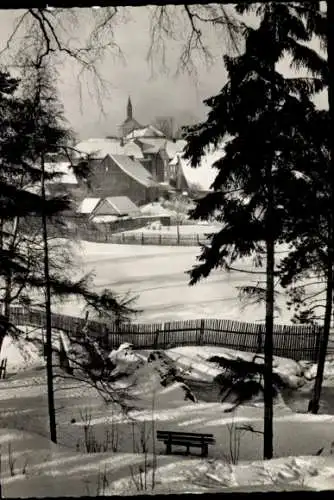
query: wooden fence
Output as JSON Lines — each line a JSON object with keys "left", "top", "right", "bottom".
{"left": 8, "top": 306, "right": 324, "bottom": 361}
{"left": 108, "top": 232, "right": 208, "bottom": 246}
{"left": 61, "top": 228, "right": 208, "bottom": 246}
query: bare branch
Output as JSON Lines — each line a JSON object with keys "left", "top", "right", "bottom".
{"left": 146, "top": 4, "right": 244, "bottom": 78}
{"left": 0, "top": 10, "right": 30, "bottom": 57}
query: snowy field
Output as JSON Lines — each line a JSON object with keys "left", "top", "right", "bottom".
{"left": 54, "top": 240, "right": 294, "bottom": 324}
{"left": 1, "top": 240, "right": 333, "bottom": 495}
{"left": 2, "top": 337, "right": 334, "bottom": 495}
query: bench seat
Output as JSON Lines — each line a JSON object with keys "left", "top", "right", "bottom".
{"left": 157, "top": 430, "right": 215, "bottom": 457}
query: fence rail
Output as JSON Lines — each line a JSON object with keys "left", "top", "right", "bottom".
{"left": 109, "top": 232, "right": 208, "bottom": 246}
{"left": 60, "top": 229, "right": 209, "bottom": 246}
{"left": 8, "top": 306, "right": 325, "bottom": 361}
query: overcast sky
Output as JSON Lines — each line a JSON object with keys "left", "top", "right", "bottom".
{"left": 0, "top": 6, "right": 328, "bottom": 141}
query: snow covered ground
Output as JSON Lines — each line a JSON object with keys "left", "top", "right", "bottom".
{"left": 53, "top": 241, "right": 294, "bottom": 324}
{"left": 3, "top": 425, "right": 334, "bottom": 497}
{"left": 2, "top": 338, "right": 334, "bottom": 495}
{"left": 2, "top": 238, "right": 334, "bottom": 495}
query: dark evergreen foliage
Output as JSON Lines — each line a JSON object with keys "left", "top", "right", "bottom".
{"left": 182, "top": 3, "right": 326, "bottom": 459}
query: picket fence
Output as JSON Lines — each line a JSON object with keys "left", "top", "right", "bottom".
{"left": 8, "top": 306, "right": 324, "bottom": 361}
{"left": 64, "top": 228, "right": 208, "bottom": 246}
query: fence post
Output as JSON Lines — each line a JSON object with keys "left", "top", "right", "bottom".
{"left": 159, "top": 233, "right": 162, "bottom": 245}
{"left": 314, "top": 325, "right": 322, "bottom": 363}
{"left": 141, "top": 232, "right": 144, "bottom": 245}
{"left": 198, "top": 319, "right": 205, "bottom": 345}
{"left": 154, "top": 330, "right": 160, "bottom": 349}
{"left": 257, "top": 324, "right": 263, "bottom": 354}
{"left": 122, "top": 232, "right": 125, "bottom": 243}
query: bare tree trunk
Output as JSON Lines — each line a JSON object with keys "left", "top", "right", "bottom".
{"left": 308, "top": 1, "right": 334, "bottom": 415}
{"left": 41, "top": 154, "right": 57, "bottom": 444}
{"left": 3, "top": 217, "right": 19, "bottom": 323}
{"left": 0, "top": 218, "right": 5, "bottom": 355}
{"left": 309, "top": 265, "right": 334, "bottom": 413}
{"left": 263, "top": 161, "right": 274, "bottom": 460}
{"left": 0, "top": 217, "right": 19, "bottom": 354}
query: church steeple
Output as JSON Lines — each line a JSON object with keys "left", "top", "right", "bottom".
{"left": 127, "top": 96, "right": 133, "bottom": 120}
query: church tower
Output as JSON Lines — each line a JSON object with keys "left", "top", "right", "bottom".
{"left": 119, "top": 97, "right": 142, "bottom": 138}
{"left": 127, "top": 97, "right": 133, "bottom": 120}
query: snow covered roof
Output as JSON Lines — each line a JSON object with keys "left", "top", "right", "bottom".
{"left": 74, "top": 138, "right": 144, "bottom": 160}
{"left": 165, "top": 139, "right": 187, "bottom": 160}
{"left": 125, "top": 125, "right": 165, "bottom": 140}
{"left": 96, "top": 196, "right": 140, "bottom": 217}
{"left": 44, "top": 162, "right": 78, "bottom": 185}
{"left": 105, "top": 196, "right": 140, "bottom": 216}
{"left": 109, "top": 154, "right": 156, "bottom": 188}
{"left": 77, "top": 197, "right": 101, "bottom": 214}
{"left": 177, "top": 148, "right": 225, "bottom": 192}
{"left": 135, "top": 137, "right": 167, "bottom": 154}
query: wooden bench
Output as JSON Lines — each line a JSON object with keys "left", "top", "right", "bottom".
{"left": 157, "top": 430, "right": 215, "bottom": 457}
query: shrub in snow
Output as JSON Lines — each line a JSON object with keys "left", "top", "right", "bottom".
{"left": 107, "top": 343, "right": 144, "bottom": 379}
{"left": 147, "top": 351, "right": 165, "bottom": 363}
{"left": 180, "top": 382, "right": 197, "bottom": 402}
{"left": 209, "top": 355, "right": 288, "bottom": 408}
{"left": 147, "top": 350, "right": 189, "bottom": 389}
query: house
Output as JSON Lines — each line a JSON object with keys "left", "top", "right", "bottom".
{"left": 77, "top": 195, "right": 140, "bottom": 223}
{"left": 91, "top": 196, "right": 141, "bottom": 223}
{"left": 79, "top": 154, "right": 160, "bottom": 206}
{"left": 74, "top": 137, "right": 143, "bottom": 160}
{"left": 129, "top": 137, "right": 168, "bottom": 183}
{"left": 169, "top": 148, "right": 225, "bottom": 194}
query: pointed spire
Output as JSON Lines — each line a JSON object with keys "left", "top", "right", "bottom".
{"left": 127, "top": 96, "right": 133, "bottom": 120}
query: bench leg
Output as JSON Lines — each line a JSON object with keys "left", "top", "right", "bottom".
{"left": 166, "top": 442, "right": 172, "bottom": 454}
{"left": 201, "top": 444, "right": 208, "bottom": 457}
{"left": 186, "top": 445, "right": 190, "bottom": 455}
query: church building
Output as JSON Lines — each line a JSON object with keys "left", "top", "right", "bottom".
{"left": 119, "top": 97, "right": 143, "bottom": 138}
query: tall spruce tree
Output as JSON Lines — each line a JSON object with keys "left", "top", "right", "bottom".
{"left": 0, "top": 70, "right": 71, "bottom": 351}
{"left": 183, "top": 3, "right": 324, "bottom": 459}
{"left": 276, "top": 3, "right": 334, "bottom": 415}
{"left": 0, "top": 64, "right": 137, "bottom": 442}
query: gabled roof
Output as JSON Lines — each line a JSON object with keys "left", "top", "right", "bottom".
{"left": 176, "top": 148, "right": 225, "bottom": 192}
{"left": 165, "top": 139, "right": 187, "bottom": 160}
{"left": 44, "top": 162, "right": 78, "bottom": 185}
{"left": 135, "top": 137, "right": 167, "bottom": 154}
{"left": 77, "top": 197, "right": 101, "bottom": 214}
{"left": 125, "top": 125, "right": 166, "bottom": 140}
{"left": 95, "top": 196, "right": 140, "bottom": 217}
{"left": 74, "top": 138, "right": 144, "bottom": 160}
{"left": 108, "top": 154, "right": 157, "bottom": 188}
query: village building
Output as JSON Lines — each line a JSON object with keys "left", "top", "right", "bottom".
{"left": 74, "top": 137, "right": 144, "bottom": 160}
{"left": 77, "top": 154, "right": 159, "bottom": 206}
{"left": 77, "top": 195, "right": 140, "bottom": 222}
{"left": 119, "top": 97, "right": 144, "bottom": 138}
{"left": 66, "top": 99, "right": 219, "bottom": 208}
{"left": 168, "top": 148, "right": 224, "bottom": 195}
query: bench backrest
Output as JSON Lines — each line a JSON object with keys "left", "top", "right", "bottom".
{"left": 157, "top": 430, "right": 215, "bottom": 443}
